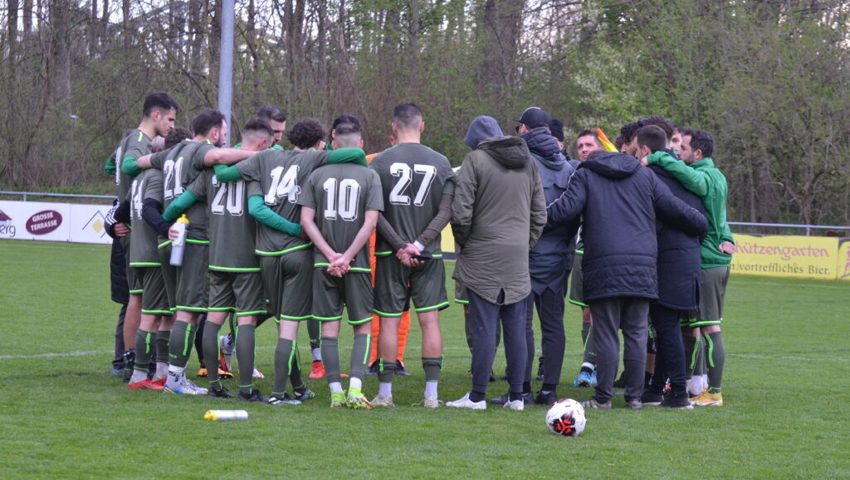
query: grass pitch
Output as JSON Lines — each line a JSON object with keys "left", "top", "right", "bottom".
{"left": 1, "top": 241, "right": 848, "bottom": 479}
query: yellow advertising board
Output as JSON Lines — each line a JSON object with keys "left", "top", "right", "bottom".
{"left": 730, "top": 234, "right": 838, "bottom": 280}
{"left": 836, "top": 239, "right": 850, "bottom": 281}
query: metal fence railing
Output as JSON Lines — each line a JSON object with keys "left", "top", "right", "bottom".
{"left": 2, "top": 190, "right": 849, "bottom": 236}
{"left": 728, "top": 222, "right": 850, "bottom": 237}
{"left": 0, "top": 191, "right": 114, "bottom": 204}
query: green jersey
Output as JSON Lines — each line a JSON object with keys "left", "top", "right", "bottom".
{"left": 127, "top": 168, "right": 163, "bottom": 266}
{"left": 297, "top": 164, "right": 383, "bottom": 270}
{"left": 237, "top": 149, "right": 330, "bottom": 256}
{"left": 187, "top": 169, "right": 258, "bottom": 271}
{"left": 150, "top": 140, "right": 214, "bottom": 241}
{"left": 370, "top": 143, "right": 454, "bottom": 256}
{"left": 114, "top": 129, "right": 152, "bottom": 201}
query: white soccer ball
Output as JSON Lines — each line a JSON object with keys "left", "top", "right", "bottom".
{"left": 545, "top": 398, "right": 586, "bottom": 437}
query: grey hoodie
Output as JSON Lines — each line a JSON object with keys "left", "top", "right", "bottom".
{"left": 451, "top": 136, "right": 547, "bottom": 305}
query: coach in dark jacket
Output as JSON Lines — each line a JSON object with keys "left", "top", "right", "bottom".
{"left": 513, "top": 108, "right": 576, "bottom": 406}
{"left": 636, "top": 126, "right": 707, "bottom": 407}
{"left": 105, "top": 199, "right": 130, "bottom": 375}
{"left": 547, "top": 149, "right": 707, "bottom": 408}
{"left": 448, "top": 115, "right": 547, "bottom": 411}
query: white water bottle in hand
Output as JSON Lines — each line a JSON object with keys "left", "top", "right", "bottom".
{"left": 169, "top": 214, "right": 189, "bottom": 266}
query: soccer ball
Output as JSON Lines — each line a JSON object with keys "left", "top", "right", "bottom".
{"left": 545, "top": 398, "right": 586, "bottom": 437}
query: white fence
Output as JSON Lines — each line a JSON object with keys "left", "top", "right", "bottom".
{"left": 0, "top": 197, "right": 113, "bottom": 245}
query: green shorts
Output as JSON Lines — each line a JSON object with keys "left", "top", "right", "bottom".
{"left": 694, "top": 266, "right": 730, "bottom": 326}
{"left": 312, "top": 269, "right": 373, "bottom": 324}
{"left": 208, "top": 270, "right": 267, "bottom": 317}
{"left": 374, "top": 256, "right": 448, "bottom": 316}
{"left": 122, "top": 237, "right": 142, "bottom": 295}
{"left": 175, "top": 242, "right": 209, "bottom": 312}
{"left": 568, "top": 252, "right": 586, "bottom": 307}
{"left": 260, "top": 250, "right": 313, "bottom": 321}
{"left": 132, "top": 266, "right": 171, "bottom": 315}
{"left": 158, "top": 242, "right": 177, "bottom": 313}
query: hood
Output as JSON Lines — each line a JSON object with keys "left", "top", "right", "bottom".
{"left": 582, "top": 151, "right": 641, "bottom": 179}
{"left": 465, "top": 116, "right": 504, "bottom": 150}
{"left": 478, "top": 136, "right": 530, "bottom": 170}
{"left": 522, "top": 126, "right": 565, "bottom": 170}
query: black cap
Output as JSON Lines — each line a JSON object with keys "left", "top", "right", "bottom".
{"left": 548, "top": 119, "right": 565, "bottom": 142}
{"left": 517, "top": 107, "right": 552, "bottom": 129}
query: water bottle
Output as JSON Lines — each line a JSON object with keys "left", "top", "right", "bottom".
{"left": 203, "top": 410, "right": 249, "bottom": 421}
{"left": 169, "top": 214, "right": 190, "bottom": 266}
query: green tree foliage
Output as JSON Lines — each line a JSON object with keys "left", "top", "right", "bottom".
{"left": 0, "top": 0, "right": 848, "bottom": 225}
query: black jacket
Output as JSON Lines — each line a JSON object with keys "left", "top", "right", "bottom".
{"left": 523, "top": 127, "right": 576, "bottom": 294}
{"left": 105, "top": 200, "right": 129, "bottom": 305}
{"left": 650, "top": 163, "right": 706, "bottom": 311}
{"left": 547, "top": 152, "right": 708, "bottom": 302}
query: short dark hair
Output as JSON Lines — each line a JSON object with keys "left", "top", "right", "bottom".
{"left": 393, "top": 103, "right": 423, "bottom": 130}
{"left": 614, "top": 135, "right": 624, "bottom": 150}
{"left": 640, "top": 115, "right": 674, "bottom": 141}
{"left": 548, "top": 119, "right": 565, "bottom": 142}
{"left": 636, "top": 125, "right": 667, "bottom": 153}
{"left": 684, "top": 128, "right": 714, "bottom": 157}
{"left": 577, "top": 129, "right": 602, "bottom": 147}
{"left": 619, "top": 120, "right": 644, "bottom": 143}
{"left": 143, "top": 92, "right": 179, "bottom": 117}
{"left": 287, "top": 118, "right": 326, "bottom": 149}
{"left": 191, "top": 109, "right": 225, "bottom": 137}
{"left": 243, "top": 116, "right": 274, "bottom": 138}
{"left": 165, "top": 127, "right": 191, "bottom": 149}
{"left": 256, "top": 104, "right": 287, "bottom": 123}
{"left": 332, "top": 114, "right": 361, "bottom": 132}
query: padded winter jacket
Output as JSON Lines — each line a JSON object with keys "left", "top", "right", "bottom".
{"left": 547, "top": 152, "right": 707, "bottom": 302}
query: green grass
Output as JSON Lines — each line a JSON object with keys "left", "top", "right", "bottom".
{"left": 1, "top": 241, "right": 849, "bottom": 478}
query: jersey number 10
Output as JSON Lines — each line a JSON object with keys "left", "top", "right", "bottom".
{"left": 323, "top": 178, "right": 360, "bottom": 221}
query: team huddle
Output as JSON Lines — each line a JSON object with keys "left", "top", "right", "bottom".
{"left": 105, "top": 91, "right": 735, "bottom": 411}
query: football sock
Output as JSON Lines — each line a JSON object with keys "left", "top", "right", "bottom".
{"left": 349, "top": 334, "right": 370, "bottom": 381}
{"left": 273, "top": 338, "right": 294, "bottom": 396}
{"left": 705, "top": 332, "right": 725, "bottom": 393}
{"left": 321, "top": 336, "right": 341, "bottom": 384}
{"left": 522, "top": 381, "right": 531, "bottom": 394}
{"left": 203, "top": 321, "right": 222, "bottom": 386}
{"left": 695, "top": 337, "right": 707, "bottom": 376}
{"left": 289, "top": 345, "right": 305, "bottom": 389}
{"left": 130, "top": 330, "right": 152, "bottom": 383}
{"left": 194, "top": 317, "right": 205, "bottom": 364}
{"left": 308, "top": 318, "right": 321, "bottom": 351}
{"left": 378, "top": 382, "right": 392, "bottom": 397}
{"left": 349, "top": 377, "right": 363, "bottom": 391}
{"left": 424, "top": 381, "right": 438, "bottom": 399}
{"left": 580, "top": 362, "right": 594, "bottom": 374}
{"left": 156, "top": 330, "right": 170, "bottom": 364}
{"left": 683, "top": 334, "right": 697, "bottom": 376}
{"left": 311, "top": 348, "right": 322, "bottom": 362}
{"left": 423, "top": 357, "right": 441, "bottom": 382}
{"left": 329, "top": 382, "right": 344, "bottom": 394}
{"left": 581, "top": 322, "right": 591, "bottom": 346}
{"left": 168, "top": 321, "right": 194, "bottom": 369}
{"left": 378, "top": 358, "right": 396, "bottom": 384}
{"left": 236, "top": 325, "right": 256, "bottom": 395}
{"left": 133, "top": 330, "right": 152, "bottom": 373}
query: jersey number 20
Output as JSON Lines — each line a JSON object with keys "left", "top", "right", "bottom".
{"left": 212, "top": 178, "right": 244, "bottom": 216}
